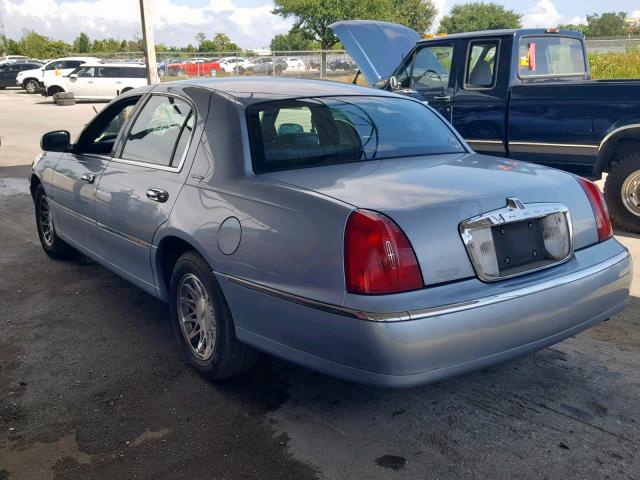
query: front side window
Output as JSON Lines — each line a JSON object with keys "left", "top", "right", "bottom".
{"left": 466, "top": 41, "right": 498, "bottom": 88}
{"left": 248, "top": 96, "right": 465, "bottom": 173}
{"left": 76, "top": 97, "right": 141, "bottom": 155}
{"left": 44, "top": 61, "right": 64, "bottom": 71}
{"left": 518, "top": 36, "right": 586, "bottom": 78}
{"left": 64, "top": 61, "right": 83, "bottom": 69}
{"left": 75, "top": 66, "right": 96, "bottom": 77}
{"left": 121, "top": 95, "right": 194, "bottom": 167}
{"left": 410, "top": 44, "right": 453, "bottom": 91}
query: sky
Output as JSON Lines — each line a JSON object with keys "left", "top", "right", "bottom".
{"left": 1, "top": 0, "right": 639, "bottom": 50}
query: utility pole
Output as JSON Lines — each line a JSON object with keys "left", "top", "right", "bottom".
{"left": 139, "top": 0, "right": 159, "bottom": 84}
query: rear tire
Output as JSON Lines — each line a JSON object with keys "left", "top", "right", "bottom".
{"left": 34, "top": 185, "right": 77, "bottom": 259}
{"left": 604, "top": 152, "right": 640, "bottom": 233}
{"left": 169, "top": 251, "right": 259, "bottom": 380}
{"left": 24, "top": 79, "right": 39, "bottom": 94}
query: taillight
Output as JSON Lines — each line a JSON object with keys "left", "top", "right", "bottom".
{"left": 577, "top": 177, "right": 613, "bottom": 242}
{"left": 344, "top": 210, "right": 423, "bottom": 294}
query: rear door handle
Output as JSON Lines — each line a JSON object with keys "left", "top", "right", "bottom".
{"left": 146, "top": 188, "right": 169, "bottom": 203}
{"left": 80, "top": 173, "right": 95, "bottom": 184}
{"left": 433, "top": 95, "right": 452, "bottom": 102}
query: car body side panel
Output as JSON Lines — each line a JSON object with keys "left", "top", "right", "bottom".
{"left": 508, "top": 82, "right": 640, "bottom": 169}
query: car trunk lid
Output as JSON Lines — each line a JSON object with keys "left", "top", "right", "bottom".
{"left": 266, "top": 153, "right": 598, "bottom": 285}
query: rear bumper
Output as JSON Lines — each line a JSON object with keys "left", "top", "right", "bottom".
{"left": 219, "top": 240, "right": 632, "bottom": 387}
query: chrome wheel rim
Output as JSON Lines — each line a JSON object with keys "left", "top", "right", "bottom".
{"left": 621, "top": 170, "right": 640, "bottom": 217}
{"left": 39, "top": 195, "right": 54, "bottom": 247}
{"left": 177, "top": 274, "right": 216, "bottom": 360}
{"left": 26, "top": 81, "right": 37, "bottom": 93}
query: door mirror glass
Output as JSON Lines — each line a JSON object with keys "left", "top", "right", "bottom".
{"left": 388, "top": 75, "right": 400, "bottom": 91}
{"left": 41, "top": 130, "right": 71, "bottom": 152}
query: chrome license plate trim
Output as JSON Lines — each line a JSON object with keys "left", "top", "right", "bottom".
{"left": 459, "top": 198, "right": 574, "bottom": 282}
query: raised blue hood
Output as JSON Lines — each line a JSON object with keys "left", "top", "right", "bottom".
{"left": 330, "top": 20, "right": 420, "bottom": 86}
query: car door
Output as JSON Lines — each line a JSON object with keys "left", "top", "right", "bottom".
{"left": 0, "top": 64, "right": 12, "bottom": 87}
{"left": 49, "top": 95, "right": 142, "bottom": 256}
{"left": 68, "top": 66, "right": 97, "bottom": 97}
{"left": 95, "top": 92, "right": 202, "bottom": 289}
{"left": 450, "top": 38, "right": 509, "bottom": 156}
{"left": 394, "top": 41, "right": 457, "bottom": 121}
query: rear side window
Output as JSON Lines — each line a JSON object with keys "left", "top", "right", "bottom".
{"left": 248, "top": 96, "right": 465, "bottom": 173}
{"left": 121, "top": 95, "right": 194, "bottom": 168}
{"left": 466, "top": 40, "right": 498, "bottom": 88}
{"left": 518, "top": 36, "right": 586, "bottom": 78}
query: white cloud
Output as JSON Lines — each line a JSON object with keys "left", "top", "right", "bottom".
{"left": 631, "top": 10, "right": 640, "bottom": 19}
{"left": 431, "top": 0, "right": 447, "bottom": 32}
{"left": 0, "top": 0, "right": 293, "bottom": 49}
{"left": 521, "top": 0, "right": 563, "bottom": 28}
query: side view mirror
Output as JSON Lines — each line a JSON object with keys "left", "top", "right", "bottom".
{"left": 41, "top": 130, "right": 70, "bottom": 152}
{"left": 68, "top": 73, "right": 78, "bottom": 78}
{"left": 388, "top": 76, "right": 400, "bottom": 90}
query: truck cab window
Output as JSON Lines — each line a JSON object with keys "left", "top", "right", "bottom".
{"left": 518, "top": 36, "right": 586, "bottom": 78}
{"left": 411, "top": 45, "right": 452, "bottom": 92}
{"left": 466, "top": 41, "right": 498, "bottom": 88}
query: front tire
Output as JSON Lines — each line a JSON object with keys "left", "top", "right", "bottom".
{"left": 24, "top": 79, "right": 39, "bottom": 94}
{"left": 169, "top": 252, "right": 259, "bottom": 380}
{"left": 34, "top": 185, "right": 76, "bottom": 259}
{"left": 604, "top": 152, "right": 640, "bottom": 233}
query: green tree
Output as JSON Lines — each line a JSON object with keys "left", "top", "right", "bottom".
{"left": 273, "top": 0, "right": 436, "bottom": 74}
{"left": 73, "top": 32, "right": 91, "bottom": 53}
{"left": 198, "top": 33, "right": 240, "bottom": 53}
{"left": 557, "top": 23, "right": 589, "bottom": 34}
{"left": 18, "top": 31, "right": 71, "bottom": 59}
{"left": 271, "top": 27, "right": 319, "bottom": 51}
{"left": 585, "top": 12, "right": 627, "bottom": 37}
{"left": 439, "top": 2, "right": 521, "bottom": 33}
{"left": 391, "top": 0, "right": 438, "bottom": 34}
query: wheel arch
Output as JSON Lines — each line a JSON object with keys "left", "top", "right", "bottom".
{"left": 29, "top": 173, "right": 42, "bottom": 200}
{"left": 154, "top": 233, "right": 214, "bottom": 301}
{"left": 595, "top": 124, "right": 640, "bottom": 177}
{"left": 22, "top": 77, "right": 39, "bottom": 87}
{"left": 46, "top": 85, "right": 65, "bottom": 96}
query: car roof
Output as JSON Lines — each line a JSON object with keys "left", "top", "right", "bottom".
{"left": 418, "top": 28, "right": 584, "bottom": 43}
{"left": 171, "top": 77, "right": 399, "bottom": 105}
{"left": 80, "top": 63, "right": 145, "bottom": 68}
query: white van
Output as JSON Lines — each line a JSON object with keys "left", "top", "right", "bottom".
{"left": 15, "top": 57, "right": 100, "bottom": 94}
{"left": 44, "top": 63, "right": 148, "bottom": 100}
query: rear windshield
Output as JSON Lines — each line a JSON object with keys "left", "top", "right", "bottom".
{"left": 518, "top": 36, "right": 586, "bottom": 78}
{"left": 247, "top": 96, "right": 465, "bottom": 173}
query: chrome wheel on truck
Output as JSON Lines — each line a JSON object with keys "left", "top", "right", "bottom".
{"left": 621, "top": 170, "right": 640, "bottom": 218}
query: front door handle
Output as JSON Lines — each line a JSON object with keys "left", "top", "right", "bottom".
{"left": 80, "top": 173, "right": 95, "bottom": 184}
{"left": 433, "top": 94, "right": 452, "bottom": 102}
{"left": 146, "top": 188, "right": 169, "bottom": 203}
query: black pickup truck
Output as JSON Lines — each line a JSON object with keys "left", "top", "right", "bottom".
{"left": 331, "top": 21, "right": 640, "bottom": 233}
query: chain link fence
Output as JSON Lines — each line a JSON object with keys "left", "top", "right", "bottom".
{"left": 70, "top": 36, "right": 640, "bottom": 83}
{"left": 585, "top": 37, "right": 640, "bottom": 54}
{"left": 90, "top": 50, "right": 360, "bottom": 82}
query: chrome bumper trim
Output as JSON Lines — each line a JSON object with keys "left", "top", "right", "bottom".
{"left": 224, "top": 250, "right": 630, "bottom": 323}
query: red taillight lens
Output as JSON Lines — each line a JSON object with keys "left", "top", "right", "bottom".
{"left": 577, "top": 177, "right": 613, "bottom": 242}
{"left": 344, "top": 210, "right": 423, "bottom": 294}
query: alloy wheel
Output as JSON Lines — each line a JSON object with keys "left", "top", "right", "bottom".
{"left": 177, "top": 273, "right": 216, "bottom": 360}
{"left": 38, "top": 195, "right": 54, "bottom": 246}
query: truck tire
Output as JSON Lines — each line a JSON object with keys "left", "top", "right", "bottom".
{"left": 604, "top": 152, "right": 640, "bottom": 233}
{"left": 53, "top": 92, "right": 74, "bottom": 101}
{"left": 56, "top": 99, "right": 76, "bottom": 106}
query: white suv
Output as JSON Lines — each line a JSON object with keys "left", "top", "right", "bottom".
{"left": 16, "top": 56, "right": 100, "bottom": 94}
{"left": 217, "top": 56, "right": 250, "bottom": 73}
{"left": 44, "top": 63, "right": 148, "bottom": 100}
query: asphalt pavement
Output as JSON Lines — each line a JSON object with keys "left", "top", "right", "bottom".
{"left": 1, "top": 88, "right": 639, "bottom": 480}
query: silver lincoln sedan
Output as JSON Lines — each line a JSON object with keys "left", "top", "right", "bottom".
{"left": 29, "top": 78, "right": 632, "bottom": 387}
